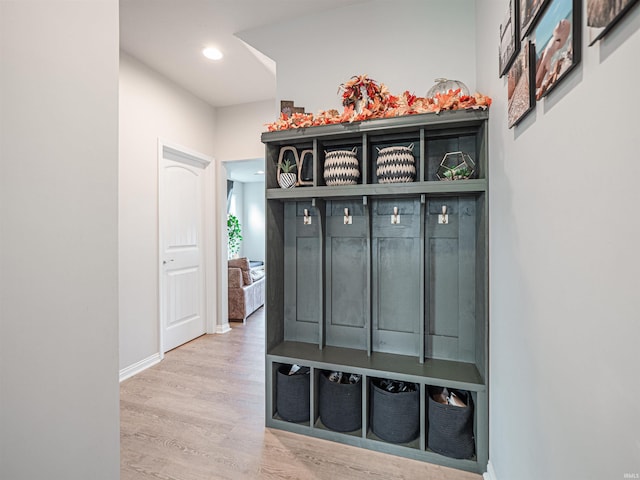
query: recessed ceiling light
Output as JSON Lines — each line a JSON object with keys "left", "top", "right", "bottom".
{"left": 202, "top": 47, "right": 223, "bottom": 61}
{"left": 255, "top": 170, "right": 265, "bottom": 175}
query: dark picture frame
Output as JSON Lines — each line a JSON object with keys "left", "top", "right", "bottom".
{"left": 499, "top": 0, "right": 520, "bottom": 77}
{"left": 520, "top": 0, "right": 550, "bottom": 38}
{"left": 280, "top": 100, "right": 294, "bottom": 116}
{"left": 508, "top": 41, "right": 536, "bottom": 128}
{"left": 587, "top": 0, "right": 640, "bottom": 45}
{"left": 534, "top": 0, "right": 581, "bottom": 100}
{"left": 280, "top": 100, "right": 305, "bottom": 116}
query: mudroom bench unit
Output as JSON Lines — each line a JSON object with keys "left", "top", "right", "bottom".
{"left": 262, "top": 109, "right": 489, "bottom": 474}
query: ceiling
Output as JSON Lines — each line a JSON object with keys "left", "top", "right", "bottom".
{"left": 120, "top": 0, "right": 367, "bottom": 108}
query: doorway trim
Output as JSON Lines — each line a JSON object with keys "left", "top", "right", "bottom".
{"left": 216, "top": 160, "right": 230, "bottom": 331}
{"left": 158, "top": 138, "right": 220, "bottom": 359}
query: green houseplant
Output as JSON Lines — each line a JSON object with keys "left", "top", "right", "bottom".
{"left": 227, "top": 213, "right": 243, "bottom": 258}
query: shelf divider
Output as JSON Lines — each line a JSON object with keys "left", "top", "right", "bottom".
{"left": 314, "top": 197, "right": 327, "bottom": 350}
{"left": 420, "top": 128, "right": 426, "bottom": 182}
{"left": 419, "top": 194, "right": 426, "bottom": 364}
{"left": 362, "top": 133, "right": 369, "bottom": 185}
{"left": 364, "top": 195, "right": 372, "bottom": 357}
{"left": 312, "top": 138, "right": 320, "bottom": 187}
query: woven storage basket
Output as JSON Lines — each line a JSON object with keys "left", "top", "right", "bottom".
{"left": 427, "top": 387, "right": 475, "bottom": 459}
{"left": 370, "top": 380, "right": 419, "bottom": 443}
{"left": 319, "top": 372, "right": 362, "bottom": 432}
{"left": 276, "top": 365, "right": 310, "bottom": 423}
{"left": 375, "top": 144, "right": 416, "bottom": 184}
{"left": 323, "top": 147, "right": 360, "bottom": 186}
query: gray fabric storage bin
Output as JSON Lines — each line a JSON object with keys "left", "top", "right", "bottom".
{"left": 276, "top": 365, "right": 310, "bottom": 422}
{"left": 370, "top": 380, "right": 419, "bottom": 443}
{"left": 427, "top": 387, "right": 475, "bottom": 459}
{"left": 319, "top": 372, "right": 362, "bottom": 432}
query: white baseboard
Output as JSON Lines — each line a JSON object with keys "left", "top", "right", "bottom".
{"left": 215, "top": 323, "right": 232, "bottom": 334}
{"left": 119, "top": 352, "right": 162, "bottom": 382}
{"left": 483, "top": 460, "right": 498, "bottom": 480}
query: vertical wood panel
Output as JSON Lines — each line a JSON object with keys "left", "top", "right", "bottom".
{"left": 284, "top": 202, "right": 320, "bottom": 343}
{"left": 315, "top": 198, "right": 327, "bottom": 349}
{"left": 284, "top": 202, "right": 297, "bottom": 337}
{"left": 377, "top": 237, "right": 418, "bottom": 332}
{"left": 430, "top": 237, "right": 460, "bottom": 338}
{"left": 458, "top": 197, "right": 476, "bottom": 360}
{"left": 419, "top": 195, "right": 426, "bottom": 363}
{"left": 265, "top": 199, "right": 284, "bottom": 351}
{"left": 425, "top": 196, "right": 477, "bottom": 363}
{"left": 364, "top": 197, "right": 372, "bottom": 356}
{"left": 330, "top": 237, "right": 367, "bottom": 328}
{"left": 296, "top": 237, "right": 320, "bottom": 323}
{"left": 475, "top": 193, "right": 488, "bottom": 378}
{"left": 325, "top": 200, "right": 367, "bottom": 350}
{"left": 372, "top": 198, "right": 421, "bottom": 356}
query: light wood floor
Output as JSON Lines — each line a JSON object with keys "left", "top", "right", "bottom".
{"left": 120, "top": 308, "right": 481, "bottom": 480}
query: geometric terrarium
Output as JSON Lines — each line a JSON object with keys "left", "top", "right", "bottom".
{"left": 436, "top": 151, "right": 476, "bottom": 180}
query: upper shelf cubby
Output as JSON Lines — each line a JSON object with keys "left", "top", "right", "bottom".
{"left": 263, "top": 109, "right": 488, "bottom": 197}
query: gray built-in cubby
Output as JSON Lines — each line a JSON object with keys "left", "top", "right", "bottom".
{"left": 263, "top": 109, "right": 489, "bottom": 474}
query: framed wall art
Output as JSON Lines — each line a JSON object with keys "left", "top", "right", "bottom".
{"left": 508, "top": 41, "right": 536, "bottom": 128}
{"left": 280, "top": 100, "right": 305, "bottom": 116}
{"left": 520, "top": 0, "right": 550, "bottom": 38}
{"left": 587, "top": 0, "right": 640, "bottom": 45}
{"left": 534, "top": 0, "right": 581, "bottom": 100}
{"left": 499, "top": 0, "right": 520, "bottom": 77}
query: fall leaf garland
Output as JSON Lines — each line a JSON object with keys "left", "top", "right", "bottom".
{"left": 266, "top": 76, "right": 492, "bottom": 132}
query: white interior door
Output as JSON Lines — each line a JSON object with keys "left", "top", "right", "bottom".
{"left": 160, "top": 152, "right": 207, "bottom": 352}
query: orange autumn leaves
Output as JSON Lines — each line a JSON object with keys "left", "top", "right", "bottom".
{"left": 266, "top": 76, "right": 492, "bottom": 132}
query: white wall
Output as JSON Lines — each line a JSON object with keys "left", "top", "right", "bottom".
{"left": 119, "top": 52, "right": 217, "bottom": 371}
{"left": 214, "top": 100, "right": 276, "bottom": 161}
{"left": 238, "top": 0, "right": 477, "bottom": 113}
{"left": 215, "top": 100, "right": 272, "bottom": 266}
{"left": 242, "top": 182, "right": 266, "bottom": 263}
{"left": 476, "top": 2, "right": 640, "bottom": 479}
{"left": 0, "top": 2, "right": 120, "bottom": 479}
